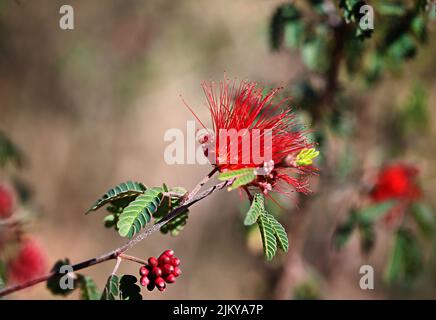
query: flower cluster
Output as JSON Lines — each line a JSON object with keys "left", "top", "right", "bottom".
{"left": 139, "top": 249, "right": 181, "bottom": 292}
{"left": 191, "top": 78, "right": 318, "bottom": 196}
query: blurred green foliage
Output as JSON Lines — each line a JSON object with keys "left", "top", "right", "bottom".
{"left": 0, "top": 131, "right": 25, "bottom": 169}
{"left": 269, "top": 0, "right": 434, "bottom": 292}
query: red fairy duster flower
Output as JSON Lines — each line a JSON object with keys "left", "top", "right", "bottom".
{"left": 370, "top": 164, "right": 421, "bottom": 203}
{"left": 188, "top": 77, "right": 318, "bottom": 195}
{"left": 370, "top": 164, "right": 421, "bottom": 224}
{"left": 7, "top": 237, "right": 48, "bottom": 284}
{"left": 0, "top": 185, "right": 15, "bottom": 219}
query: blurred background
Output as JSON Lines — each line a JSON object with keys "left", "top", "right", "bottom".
{"left": 0, "top": 0, "right": 435, "bottom": 299}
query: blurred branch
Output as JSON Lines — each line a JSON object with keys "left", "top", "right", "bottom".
{"left": 0, "top": 170, "right": 231, "bottom": 297}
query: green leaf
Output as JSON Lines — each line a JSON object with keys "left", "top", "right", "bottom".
{"left": 217, "top": 168, "right": 255, "bottom": 180}
{"left": 103, "top": 213, "right": 117, "bottom": 228}
{"left": 358, "top": 221, "right": 376, "bottom": 254}
{"left": 333, "top": 212, "right": 358, "bottom": 250}
{"left": 357, "top": 201, "right": 395, "bottom": 223}
{"left": 0, "top": 261, "right": 6, "bottom": 290}
{"left": 153, "top": 187, "right": 189, "bottom": 236}
{"left": 387, "top": 34, "right": 416, "bottom": 61}
{"left": 365, "top": 52, "right": 383, "bottom": 84}
{"left": 385, "top": 228, "right": 423, "bottom": 285}
{"left": 160, "top": 211, "right": 189, "bottom": 236}
{"left": 293, "top": 278, "right": 321, "bottom": 300}
{"left": 257, "top": 213, "right": 277, "bottom": 261}
{"left": 376, "top": 3, "right": 406, "bottom": 16}
{"left": 267, "top": 214, "right": 289, "bottom": 252}
{"left": 302, "top": 35, "right": 329, "bottom": 72}
{"left": 117, "top": 187, "right": 164, "bottom": 238}
{"left": 101, "top": 274, "right": 142, "bottom": 300}
{"left": 0, "top": 131, "right": 25, "bottom": 169}
{"left": 411, "top": 203, "right": 435, "bottom": 235}
{"left": 270, "top": 4, "right": 301, "bottom": 50}
{"left": 153, "top": 187, "right": 187, "bottom": 219}
{"left": 399, "top": 84, "right": 429, "bottom": 135}
{"left": 244, "top": 194, "right": 264, "bottom": 226}
{"left": 218, "top": 168, "right": 256, "bottom": 191}
{"left": 228, "top": 173, "right": 256, "bottom": 191}
{"left": 86, "top": 181, "right": 147, "bottom": 214}
{"left": 46, "top": 259, "right": 77, "bottom": 296}
{"left": 101, "top": 274, "right": 119, "bottom": 300}
{"left": 78, "top": 276, "right": 100, "bottom": 300}
{"left": 119, "top": 275, "right": 142, "bottom": 300}
{"left": 411, "top": 16, "right": 427, "bottom": 42}
{"left": 284, "top": 21, "right": 304, "bottom": 48}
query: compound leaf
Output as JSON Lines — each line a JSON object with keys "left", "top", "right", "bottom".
{"left": 78, "top": 276, "right": 100, "bottom": 300}
{"left": 117, "top": 187, "right": 164, "bottom": 238}
{"left": 160, "top": 211, "right": 189, "bottom": 236}
{"left": 244, "top": 194, "right": 265, "bottom": 226}
{"left": 119, "top": 275, "right": 142, "bottom": 300}
{"left": 411, "top": 202, "right": 435, "bottom": 236}
{"left": 385, "top": 228, "right": 423, "bottom": 285}
{"left": 46, "top": 259, "right": 77, "bottom": 296}
{"left": 101, "top": 274, "right": 119, "bottom": 300}
{"left": 257, "top": 213, "right": 277, "bottom": 261}
{"left": 86, "top": 181, "right": 147, "bottom": 214}
{"left": 101, "top": 274, "right": 142, "bottom": 300}
{"left": 267, "top": 214, "right": 289, "bottom": 252}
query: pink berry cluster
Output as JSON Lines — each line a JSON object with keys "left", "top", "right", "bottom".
{"left": 139, "top": 249, "right": 181, "bottom": 292}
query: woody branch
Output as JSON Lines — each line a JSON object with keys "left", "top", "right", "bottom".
{"left": 0, "top": 169, "right": 231, "bottom": 297}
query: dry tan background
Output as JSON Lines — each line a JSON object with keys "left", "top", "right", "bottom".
{"left": 0, "top": 0, "right": 435, "bottom": 299}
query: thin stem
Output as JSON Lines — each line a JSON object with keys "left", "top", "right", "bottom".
{"left": 183, "top": 167, "right": 218, "bottom": 204}
{"left": 118, "top": 254, "right": 148, "bottom": 266}
{"left": 111, "top": 257, "right": 122, "bottom": 275}
{"left": 243, "top": 186, "right": 253, "bottom": 202}
{"left": 0, "top": 250, "right": 119, "bottom": 297}
{"left": 0, "top": 172, "right": 231, "bottom": 298}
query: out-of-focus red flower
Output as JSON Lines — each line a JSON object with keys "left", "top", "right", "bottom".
{"left": 0, "top": 185, "right": 15, "bottom": 219}
{"left": 7, "top": 237, "right": 48, "bottom": 284}
{"left": 370, "top": 164, "right": 421, "bottom": 202}
{"left": 189, "top": 77, "right": 317, "bottom": 195}
{"left": 370, "top": 164, "right": 421, "bottom": 224}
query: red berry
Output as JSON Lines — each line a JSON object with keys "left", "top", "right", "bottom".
{"left": 140, "top": 276, "right": 150, "bottom": 286}
{"left": 173, "top": 267, "right": 182, "bottom": 277}
{"left": 165, "top": 274, "right": 176, "bottom": 283}
{"left": 155, "top": 277, "right": 165, "bottom": 288}
{"left": 163, "top": 249, "right": 174, "bottom": 257}
{"left": 171, "top": 257, "right": 181, "bottom": 267}
{"left": 147, "top": 282, "right": 155, "bottom": 291}
{"left": 157, "top": 285, "right": 166, "bottom": 292}
{"left": 139, "top": 266, "right": 149, "bottom": 276}
{"left": 152, "top": 267, "right": 162, "bottom": 277}
{"left": 148, "top": 257, "right": 158, "bottom": 267}
{"left": 158, "top": 255, "right": 171, "bottom": 265}
{"left": 161, "top": 263, "right": 174, "bottom": 275}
